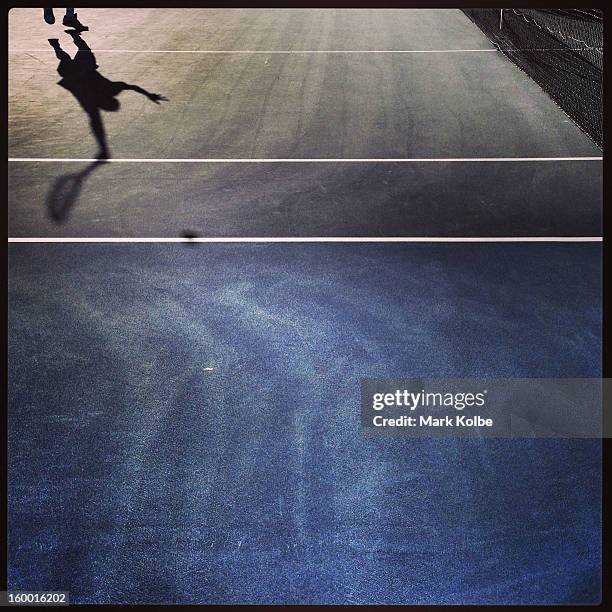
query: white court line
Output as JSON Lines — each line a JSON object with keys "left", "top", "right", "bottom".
{"left": 8, "top": 49, "right": 500, "bottom": 54}
{"left": 8, "top": 237, "right": 602, "bottom": 243}
{"left": 7, "top": 157, "right": 603, "bottom": 163}
{"left": 9, "top": 48, "right": 600, "bottom": 54}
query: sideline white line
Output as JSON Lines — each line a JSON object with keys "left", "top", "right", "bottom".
{"left": 8, "top": 237, "right": 603, "bottom": 243}
{"left": 7, "top": 157, "right": 603, "bottom": 163}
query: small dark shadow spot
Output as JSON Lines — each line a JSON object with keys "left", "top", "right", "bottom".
{"left": 181, "top": 231, "right": 201, "bottom": 245}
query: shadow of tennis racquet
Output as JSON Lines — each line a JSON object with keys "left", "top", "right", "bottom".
{"left": 46, "top": 160, "right": 107, "bottom": 222}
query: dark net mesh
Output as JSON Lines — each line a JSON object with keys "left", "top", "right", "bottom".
{"left": 462, "top": 9, "right": 603, "bottom": 148}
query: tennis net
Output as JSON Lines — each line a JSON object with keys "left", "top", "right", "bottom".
{"left": 462, "top": 9, "right": 603, "bottom": 148}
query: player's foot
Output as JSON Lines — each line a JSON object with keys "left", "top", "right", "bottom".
{"left": 44, "top": 8, "right": 55, "bottom": 24}
{"left": 62, "top": 12, "right": 88, "bottom": 31}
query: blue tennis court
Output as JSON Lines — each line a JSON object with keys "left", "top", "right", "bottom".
{"left": 8, "top": 242, "right": 602, "bottom": 604}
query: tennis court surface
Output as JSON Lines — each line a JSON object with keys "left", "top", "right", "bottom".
{"left": 8, "top": 8, "right": 601, "bottom": 237}
{"left": 8, "top": 243, "right": 602, "bottom": 604}
{"left": 7, "top": 7, "right": 603, "bottom": 606}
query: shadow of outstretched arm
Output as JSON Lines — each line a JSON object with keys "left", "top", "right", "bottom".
{"left": 117, "top": 82, "right": 168, "bottom": 104}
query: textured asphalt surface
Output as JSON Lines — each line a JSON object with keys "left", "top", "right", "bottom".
{"left": 8, "top": 8, "right": 602, "bottom": 237}
{"left": 8, "top": 160, "right": 602, "bottom": 237}
{"left": 8, "top": 243, "right": 602, "bottom": 604}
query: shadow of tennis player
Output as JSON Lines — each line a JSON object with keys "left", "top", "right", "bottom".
{"left": 49, "top": 30, "right": 167, "bottom": 159}
{"left": 45, "top": 30, "right": 167, "bottom": 222}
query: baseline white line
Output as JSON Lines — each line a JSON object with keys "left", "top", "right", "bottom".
{"left": 9, "top": 48, "right": 601, "bottom": 54}
{"left": 9, "top": 49, "right": 500, "bottom": 54}
{"left": 7, "top": 157, "right": 603, "bottom": 163}
{"left": 8, "top": 237, "right": 603, "bottom": 243}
